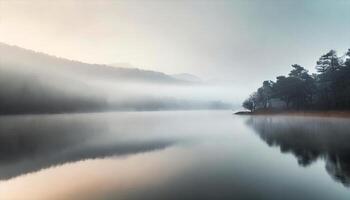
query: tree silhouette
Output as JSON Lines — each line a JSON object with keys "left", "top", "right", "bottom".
{"left": 243, "top": 48, "right": 350, "bottom": 111}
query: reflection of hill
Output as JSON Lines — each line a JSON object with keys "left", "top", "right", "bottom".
{"left": 0, "top": 114, "right": 176, "bottom": 180}
{"left": 247, "top": 116, "right": 350, "bottom": 187}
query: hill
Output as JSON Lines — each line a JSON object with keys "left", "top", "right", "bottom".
{"left": 0, "top": 43, "right": 185, "bottom": 84}
{"left": 0, "top": 43, "right": 231, "bottom": 114}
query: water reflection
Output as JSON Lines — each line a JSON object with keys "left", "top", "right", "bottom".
{"left": 1, "top": 111, "right": 350, "bottom": 200}
{"left": 0, "top": 147, "right": 195, "bottom": 200}
{"left": 0, "top": 113, "right": 178, "bottom": 180}
{"left": 247, "top": 116, "right": 350, "bottom": 187}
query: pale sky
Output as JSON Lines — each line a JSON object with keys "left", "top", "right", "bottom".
{"left": 1, "top": 0, "right": 350, "bottom": 89}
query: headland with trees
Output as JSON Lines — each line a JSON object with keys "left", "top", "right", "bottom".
{"left": 240, "top": 49, "right": 350, "bottom": 116}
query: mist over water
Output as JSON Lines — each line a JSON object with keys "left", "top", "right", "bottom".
{"left": 0, "top": 43, "right": 238, "bottom": 114}
{"left": 0, "top": 111, "right": 349, "bottom": 200}
{"left": 1, "top": 1, "right": 350, "bottom": 199}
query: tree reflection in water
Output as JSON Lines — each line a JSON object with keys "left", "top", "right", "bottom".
{"left": 247, "top": 116, "right": 350, "bottom": 187}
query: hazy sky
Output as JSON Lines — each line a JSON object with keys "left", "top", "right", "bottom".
{"left": 1, "top": 0, "right": 350, "bottom": 89}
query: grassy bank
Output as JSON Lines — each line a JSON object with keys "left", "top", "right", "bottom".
{"left": 235, "top": 110, "right": 350, "bottom": 118}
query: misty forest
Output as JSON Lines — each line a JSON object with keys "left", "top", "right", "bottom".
{"left": 1, "top": 1, "right": 350, "bottom": 200}
{"left": 243, "top": 49, "right": 350, "bottom": 112}
{"left": 0, "top": 43, "right": 230, "bottom": 115}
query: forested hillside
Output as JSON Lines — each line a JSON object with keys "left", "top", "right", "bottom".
{"left": 0, "top": 43, "right": 230, "bottom": 114}
{"left": 243, "top": 49, "right": 350, "bottom": 111}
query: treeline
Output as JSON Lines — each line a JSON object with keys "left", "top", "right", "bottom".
{"left": 243, "top": 49, "right": 350, "bottom": 111}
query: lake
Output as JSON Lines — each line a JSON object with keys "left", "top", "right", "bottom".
{"left": 0, "top": 111, "right": 349, "bottom": 200}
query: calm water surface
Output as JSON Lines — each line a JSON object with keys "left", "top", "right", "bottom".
{"left": 0, "top": 111, "right": 349, "bottom": 200}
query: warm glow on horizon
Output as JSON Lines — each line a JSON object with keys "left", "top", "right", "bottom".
{"left": 1, "top": 0, "right": 349, "bottom": 86}
{"left": 0, "top": 147, "right": 194, "bottom": 200}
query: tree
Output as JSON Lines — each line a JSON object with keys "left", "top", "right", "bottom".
{"left": 243, "top": 98, "right": 254, "bottom": 112}
{"left": 288, "top": 64, "right": 316, "bottom": 107}
{"left": 261, "top": 80, "right": 273, "bottom": 108}
{"left": 242, "top": 48, "right": 350, "bottom": 111}
{"left": 315, "top": 50, "right": 341, "bottom": 109}
{"left": 242, "top": 92, "right": 258, "bottom": 112}
{"left": 272, "top": 76, "right": 304, "bottom": 109}
{"left": 289, "top": 64, "right": 308, "bottom": 79}
{"left": 271, "top": 65, "right": 314, "bottom": 110}
{"left": 316, "top": 50, "right": 339, "bottom": 73}
{"left": 328, "top": 49, "right": 350, "bottom": 109}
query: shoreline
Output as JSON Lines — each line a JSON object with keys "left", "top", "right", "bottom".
{"left": 234, "top": 110, "right": 350, "bottom": 118}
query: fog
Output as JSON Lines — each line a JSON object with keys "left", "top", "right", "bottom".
{"left": 2, "top": 111, "right": 350, "bottom": 200}
{"left": 2, "top": 0, "right": 350, "bottom": 92}
{"left": 0, "top": 43, "right": 238, "bottom": 114}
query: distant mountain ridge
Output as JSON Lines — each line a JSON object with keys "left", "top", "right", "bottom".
{"left": 0, "top": 42, "right": 231, "bottom": 114}
{"left": 0, "top": 42, "right": 186, "bottom": 84}
{"left": 172, "top": 73, "right": 202, "bottom": 83}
